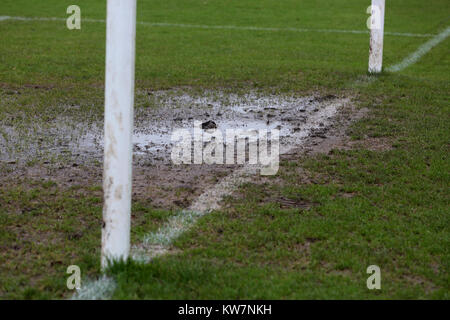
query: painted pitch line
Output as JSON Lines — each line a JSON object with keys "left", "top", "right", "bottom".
{"left": 0, "top": 15, "right": 436, "bottom": 38}
{"left": 131, "top": 168, "right": 255, "bottom": 263}
{"left": 386, "top": 26, "right": 450, "bottom": 72}
{"left": 352, "top": 25, "right": 449, "bottom": 88}
{"left": 71, "top": 275, "right": 116, "bottom": 300}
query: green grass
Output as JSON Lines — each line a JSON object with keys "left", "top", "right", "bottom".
{"left": 2, "top": 0, "right": 447, "bottom": 89}
{"left": 0, "top": 178, "right": 174, "bottom": 299}
{"left": 0, "top": 0, "right": 449, "bottom": 299}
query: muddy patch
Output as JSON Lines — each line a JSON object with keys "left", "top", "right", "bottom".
{"left": 1, "top": 89, "right": 352, "bottom": 211}
{"left": 220, "top": 105, "right": 370, "bottom": 211}
{"left": 1, "top": 90, "right": 343, "bottom": 164}
{"left": 346, "top": 137, "right": 393, "bottom": 152}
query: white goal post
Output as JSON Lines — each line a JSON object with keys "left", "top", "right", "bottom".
{"left": 368, "top": 0, "right": 385, "bottom": 73}
{"left": 101, "top": 0, "right": 137, "bottom": 269}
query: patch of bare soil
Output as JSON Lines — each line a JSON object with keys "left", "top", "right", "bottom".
{"left": 293, "top": 106, "right": 370, "bottom": 156}
{"left": 132, "top": 163, "right": 238, "bottom": 209}
{"left": 1, "top": 90, "right": 353, "bottom": 211}
{"left": 402, "top": 274, "right": 437, "bottom": 294}
{"left": 224, "top": 105, "right": 370, "bottom": 208}
{"left": 346, "top": 137, "right": 393, "bottom": 152}
{"left": 1, "top": 161, "right": 239, "bottom": 211}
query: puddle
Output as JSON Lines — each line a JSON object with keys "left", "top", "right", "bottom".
{"left": 0, "top": 90, "right": 343, "bottom": 165}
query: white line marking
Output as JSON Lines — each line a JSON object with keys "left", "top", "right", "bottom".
{"left": 132, "top": 169, "right": 254, "bottom": 263}
{"left": 386, "top": 26, "right": 450, "bottom": 72}
{"left": 0, "top": 15, "right": 435, "bottom": 38}
{"left": 71, "top": 275, "right": 116, "bottom": 300}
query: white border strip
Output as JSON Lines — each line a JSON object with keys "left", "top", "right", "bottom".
{"left": 0, "top": 15, "right": 436, "bottom": 38}
{"left": 386, "top": 26, "right": 450, "bottom": 72}
{"left": 71, "top": 275, "right": 116, "bottom": 300}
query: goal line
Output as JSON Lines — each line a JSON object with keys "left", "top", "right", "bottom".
{"left": 0, "top": 15, "right": 436, "bottom": 38}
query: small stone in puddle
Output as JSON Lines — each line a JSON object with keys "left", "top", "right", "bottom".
{"left": 201, "top": 120, "right": 217, "bottom": 130}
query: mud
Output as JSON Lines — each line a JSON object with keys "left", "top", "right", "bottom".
{"left": 0, "top": 89, "right": 356, "bottom": 210}
{"left": 1, "top": 90, "right": 339, "bottom": 164}
{"left": 220, "top": 105, "right": 370, "bottom": 213}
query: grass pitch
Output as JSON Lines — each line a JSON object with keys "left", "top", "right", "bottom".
{"left": 0, "top": 0, "right": 449, "bottom": 299}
